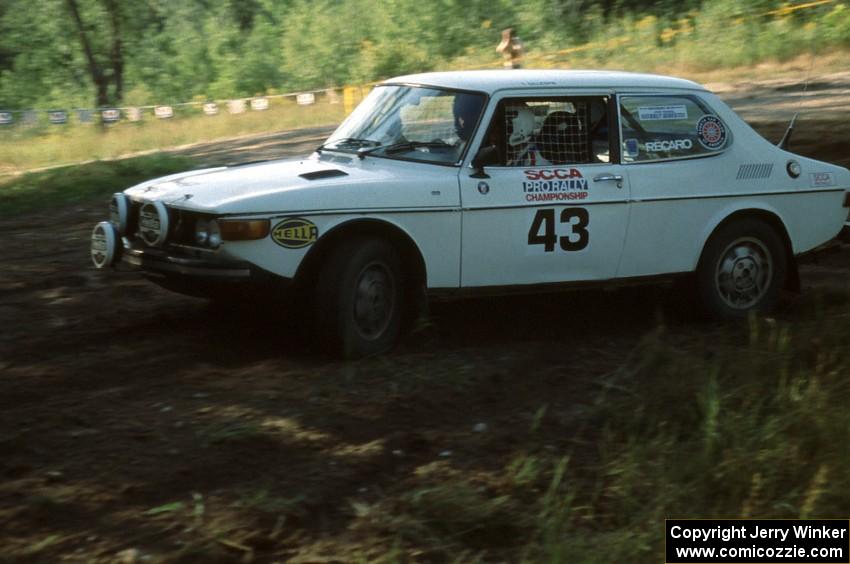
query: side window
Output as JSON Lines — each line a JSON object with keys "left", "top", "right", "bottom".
{"left": 482, "top": 96, "right": 611, "bottom": 166}
{"left": 619, "top": 95, "right": 730, "bottom": 163}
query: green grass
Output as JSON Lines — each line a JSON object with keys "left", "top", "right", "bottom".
{"left": 0, "top": 154, "right": 196, "bottom": 216}
{"left": 346, "top": 300, "right": 850, "bottom": 562}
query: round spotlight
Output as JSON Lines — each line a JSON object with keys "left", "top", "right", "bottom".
{"left": 109, "top": 193, "right": 129, "bottom": 234}
{"left": 91, "top": 221, "right": 120, "bottom": 269}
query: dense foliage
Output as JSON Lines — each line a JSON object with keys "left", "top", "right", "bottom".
{"left": 0, "top": 0, "right": 847, "bottom": 109}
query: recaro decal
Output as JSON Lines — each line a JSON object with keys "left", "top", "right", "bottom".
{"left": 645, "top": 139, "right": 693, "bottom": 152}
{"left": 522, "top": 169, "right": 589, "bottom": 202}
{"left": 271, "top": 217, "right": 319, "bottom": 249}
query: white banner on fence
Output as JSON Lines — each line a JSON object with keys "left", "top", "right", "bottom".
{"left": 48, "top": 110, "right": 68, "bottom": 124}
{"left": 0, "top": 111, "right": 13, "bottom": 125}
{"left": 296, "top": 92, "right": 316, "bottom": 106}
{"left": 203, "top": 102, "right": 218, "bottom": 116}
{"left": 126, "top": 107, "right": 142, "bottom": 121}
{"left": 102, "top": 108, "right": 121, "bottom": 123}
{"left": 250, "top": 97, "right": 269, "bottom": 111}
{"left": 154, "top": 105, "right": 174, "bottom": 119}
{"left": 227, "top": 99, "right": 246, "bottom": 114}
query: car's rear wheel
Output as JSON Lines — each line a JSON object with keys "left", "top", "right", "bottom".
{"left": 697, "top": 218, "right": 787, "bottom": 319}
{"left": 316, "top": 237, "right": 403, "bottom": 358}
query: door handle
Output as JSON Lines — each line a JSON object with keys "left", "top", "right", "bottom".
{"left": 593, "top": 173, "right": 624, "bottom": 188}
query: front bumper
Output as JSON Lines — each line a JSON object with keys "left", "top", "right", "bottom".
{"left": 121, "top": 241, "right": 252, "bottom": 279}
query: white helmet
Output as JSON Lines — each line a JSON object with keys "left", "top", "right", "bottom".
{"left": 508, "top": 107, "right": 536, "bottom": 146}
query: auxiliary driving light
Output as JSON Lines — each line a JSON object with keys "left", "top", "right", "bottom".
{"left": 109, "top": 193, "right": 129, "bottom": 234}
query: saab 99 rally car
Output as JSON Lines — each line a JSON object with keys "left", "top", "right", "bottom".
{"left": 90, "top": 70, "right": 850, "bottom": 358}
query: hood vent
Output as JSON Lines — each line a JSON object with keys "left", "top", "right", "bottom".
{"left": 299, "top": 169, "right": 348, "bottom": 181}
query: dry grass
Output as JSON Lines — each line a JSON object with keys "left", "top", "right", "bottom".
{"left": 0, "top": 98, "right": 346, "bottom": 175}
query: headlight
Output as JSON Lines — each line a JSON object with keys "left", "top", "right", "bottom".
{"left": 208, "top": 219, "right": 222, "bottom": 248}
{"left": 194, "top": 218, "right": 210, "bottom": 245}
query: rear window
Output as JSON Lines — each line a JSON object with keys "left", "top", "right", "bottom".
{"left": 619, "top": 95, "right": 730, "bottom": 163}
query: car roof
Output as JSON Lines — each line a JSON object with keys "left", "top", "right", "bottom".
{"left": 383, "top": 69, "right": 706, "bottom": 93}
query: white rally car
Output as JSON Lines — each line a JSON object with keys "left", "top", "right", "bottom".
{"left": 91, "top": 70, "right": 850, "bottom": 357}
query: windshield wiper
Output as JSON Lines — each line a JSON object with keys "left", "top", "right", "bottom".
{"left": 316, "top": 137, "right": 380, "bottom": 153}
{"left": 357, "top": 140, "right": 453, "bottom": 159}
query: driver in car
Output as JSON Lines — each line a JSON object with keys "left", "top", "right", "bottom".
{"left": 506, "top": 106, "right": 550, "bottom": 166}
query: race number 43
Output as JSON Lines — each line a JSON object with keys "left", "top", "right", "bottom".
{"left": 528, "top": 208, "right": 589, "bottom": 252}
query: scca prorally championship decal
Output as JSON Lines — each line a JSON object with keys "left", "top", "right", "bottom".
{"left": 645, "top": 139, "right": 693, "bottom": 152}
{"left": 271, "top": 217, "right": 318, "bottom": 248}
{"left": 696, "top": 115, "right": 727, "bottom": 150}
{"left": 522, "top": 169, "right": 589, "bottom": 202}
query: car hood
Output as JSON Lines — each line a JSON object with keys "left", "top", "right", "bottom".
{"left": 123, "top": 153, "right": 447, "bottom": 215}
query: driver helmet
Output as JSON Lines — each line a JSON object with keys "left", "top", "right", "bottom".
{"left": 508, "top": 107, "right": 536, "bottom": 146}
{"left": 453, "top": 94, "right": 484, "bottom": 142}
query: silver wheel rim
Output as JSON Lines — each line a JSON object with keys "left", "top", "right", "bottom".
{"left": 715, "top": 236, "right": 772, "bottom": 310}
{"left": 352, "top": 261, "right": 395, "bottom": 340}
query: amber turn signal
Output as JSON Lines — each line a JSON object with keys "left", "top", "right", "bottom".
{"left": 218, "top": 219, "right": 270, "bottom": 241}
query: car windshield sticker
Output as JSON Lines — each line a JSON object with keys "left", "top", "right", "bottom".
{"left": 637, "top": 105, "right": 688, "bottom": 121}
{"left": 522, "top": 169, "right": 589, "bottom": 202}
{"left": 624, "top": 138, "right": 640, "bottom": 158}
{"left": 271, "top": 218, "right": 318, "bottom": 248}
{"left": 645, "top": 139, "right": 693, "bottom": 152}
{"left": 810, "top": 172, "right": 836, "bottom": 187}
{"left": 696, "top": 115, "right": 727, "bottom": 150}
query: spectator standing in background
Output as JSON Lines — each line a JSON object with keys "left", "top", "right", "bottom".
{"left": 497, "top": 28, "right": 524, "bottom": 69}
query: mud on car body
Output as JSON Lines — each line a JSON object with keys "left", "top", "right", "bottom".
{"left": 91, "top": 70, "right": 850, "bottom": 358}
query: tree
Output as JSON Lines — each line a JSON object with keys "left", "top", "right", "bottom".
{"left": 65, "top": 0, "right": 124, "bottom": 107}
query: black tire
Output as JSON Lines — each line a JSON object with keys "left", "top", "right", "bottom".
{"left": 316, "top": 237, "right": 404, "bottom": 359}
{"left": 696, "top": 218, "right": 787, "bottom": 319}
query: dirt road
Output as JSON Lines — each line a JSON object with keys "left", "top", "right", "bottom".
{"left": 1, "top": 77, "right": 848, "bottom": 562}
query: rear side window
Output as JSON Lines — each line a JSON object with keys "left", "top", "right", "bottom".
{"left": 619, "top": 95, "right": 730, "bottom": 163}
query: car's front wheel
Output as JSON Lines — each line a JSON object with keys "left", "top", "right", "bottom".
{"left": 316, "top": 237, "right": 404, "bottom": 359}
{"left": 697, "top": 218, "right": 787, "bottom": 319}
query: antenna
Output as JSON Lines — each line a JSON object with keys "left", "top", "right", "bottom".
{"left": 778, "top": 51, "right": 816, "bottom": 150}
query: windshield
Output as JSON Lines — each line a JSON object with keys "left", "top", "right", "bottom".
{"left": 323, "top": 85, "right": 487, "bottom": 165}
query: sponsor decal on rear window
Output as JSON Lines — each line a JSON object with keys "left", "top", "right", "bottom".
{"left": 696, "top": 115, "right": 727, "bottom": 150}
{"left": 645, "top": 139, "right": 693, "bottom": 152}
{"left": 637, "top": 104, "right": 688, "bottom": 121}
{"left": 624, "top": 138, "right": 640, "bottom": 158}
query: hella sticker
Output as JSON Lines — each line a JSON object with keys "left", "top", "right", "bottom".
{"left": 271, "top": 218, "right": 318, "bottom": 249}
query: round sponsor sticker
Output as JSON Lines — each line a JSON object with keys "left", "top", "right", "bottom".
{"left": 696, "top": 115, "right": 727, "bottom": 150}
{"left": 477, "top": 181, "right": 490, "bottom": 195}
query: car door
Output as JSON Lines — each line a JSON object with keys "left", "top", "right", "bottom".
{"left": 459, "top": 91, "right": 631, "bottom": 287}
{"left": 613, "top": 92, "right": 738, "bottom": 278}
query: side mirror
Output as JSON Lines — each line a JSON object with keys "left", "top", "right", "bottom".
{"left": 470, "top": 145, "right": 499, "bottom": 179}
